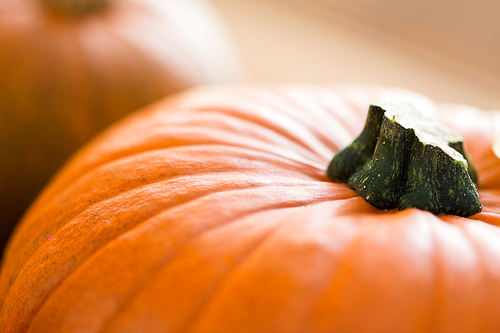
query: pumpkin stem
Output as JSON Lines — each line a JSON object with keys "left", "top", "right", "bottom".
{"left": 39, "top": 0, "right": 109, "bottom": 18}
{"left": 327, "top": 103, "right": 482, "bottom": 217}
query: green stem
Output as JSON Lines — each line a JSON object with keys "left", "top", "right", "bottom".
{"left": 326, "top": 104, "right": 385, "bottom": 183}
{"left": 327, "top": 103, "right": 482, "bottom": 217}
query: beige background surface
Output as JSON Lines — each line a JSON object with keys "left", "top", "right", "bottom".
{"left": 208, "top": 0, "right": 500, "bottom": 110}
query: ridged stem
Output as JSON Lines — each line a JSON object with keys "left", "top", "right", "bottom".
{"left": 327, "top": 103, "right": 482, "bottom": 217}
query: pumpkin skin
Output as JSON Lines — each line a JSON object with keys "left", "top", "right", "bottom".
{"left": 0, "top": 0, "right": 242, "bottom": 252}
{"left": 1, "top": 85, "right": 500, "bottom": 333}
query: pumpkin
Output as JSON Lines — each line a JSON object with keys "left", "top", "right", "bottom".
{"left": 1, "top": 84, "right": 500, "bottom": 333}
{"left": 0, "top": 0, "right": 242, "bottom": 251}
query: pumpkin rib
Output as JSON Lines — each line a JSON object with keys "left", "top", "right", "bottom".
{"left": 26, "top": 138, "right": 320, "bottom": 218}
{"left": 99, "top": 198, "right": 363, "bottom": 333}
{"left": 170, "top": 85, "right": 359, "bottom": 156}
{"left": 470, "top": 210, "right": 500, "bottom": 228}
{"left": 476, "top": 154, "right": 500, "bottom": 189}
{"left": 30, "top": 110, "right": 330, "bottom": 209}
{"left": 10, "top": 171, "right": 335, "bottom": 275}
{"left": 259, "top": 86, "right": 362, "bottom": 150}
{"left": 2, "top": 174, "right": 280, "bottom": 308}
{"left": 226, "top": 87, "right": 343, "bottom": 155}
{"left": 311, "top": 208, "right": 471, "bottom": 333}
{"left": 262, "top": 85, "right": 365, "bottom": 139}
{"left": 24, "top": 189, "right": 356, "bottom": 333}
{"left": 190, "top": 89, "right": 339, "bottom": 154}
{"left": 475, "top": 191, "right": 500, "bottom": 224}
{"left": 459, "top": 216, "right": 500, "bottom": 275}
{"left": 453, "top": 219, "right": 497, "bottom": 331}
{"left": 462, "top": 212, "right": 500, "bottom": 237}
{"left": 452, "top": 219, "right": 489, "bottom": 288}
{"left": 182, "top": 205, "right": 441, "bottom": 332}
{"left": 333, "top": 209, "right": 442, "bottom": 333}
{"left": 0, "top": 181, "right": 260, "bottom": 329}
{"left": 32, "top": 82, "right": 360, "bottom": 205}
{"left": 178, "top": 214, "right": 295, "bottom": 333}
{"left": 0, "top": 179, "right": 353, "bottom": 330}
{"left": 23, "top": 135, "right": 327, "bottom": 233}
{"left": 427, "top": 218, "right": 447, "bottom": 332}
{"left": 188, "top": 106, "right": 336, "bottom": 161}
{"left": 309, "top": 208, "right": 500, "bottom": 333}
{"left": 480, "top": 159, "right": 500, "bottom": 176}
{"left": 101, "top": 206, "right": 290, "bottom": 333}
{"left": 425, "top": 216, "right": 498, "bottom": 332}
{"left": 283, "top": 86, "right": 365, "bottom": 137}
{"left": 2, "top": 144, "right": 330, "bottom": 294}
{"left": 26, "top": 201, "right": 270, "bottom": 332}
{"left": 458, "top": 221, "right": 500, "bottom": 331}
{"left": 175, "top": 111, "right": 332, "bottom": 162}
{"left": 179, "top": 205, "right": 367, "bottom": 333}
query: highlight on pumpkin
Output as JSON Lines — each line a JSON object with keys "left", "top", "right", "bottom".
{"left": 327, "top": 103, "right": 482, "bottom": 217}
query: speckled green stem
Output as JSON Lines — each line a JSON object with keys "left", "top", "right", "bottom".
{"left": 327, "top": 104, "right": 386, "bottom": 182}
{"left": 40, "top": 0, "right": 109, "bottom": 17}
{"left": 449, "top": 141, "right": 478, "bottom": 184}
{"left": 327, "top": 103, "right": 482, "bottom": 217}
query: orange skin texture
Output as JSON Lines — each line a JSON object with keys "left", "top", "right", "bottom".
{"left": 1, "top": 85, "right": 500, "bottom": 333}
{"left": 0, "top": 0, "right": 242, "bottom": 251}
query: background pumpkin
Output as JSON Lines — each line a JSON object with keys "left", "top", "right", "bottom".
{"left": 1, "top": 85, "right": 500, "bottom": 332}
{"left": 0, "top": 0, "right": 242, "bottom": 252}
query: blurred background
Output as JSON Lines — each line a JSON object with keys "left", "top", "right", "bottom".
{"left": 209, "top": 0, "right": 500, "bottom": 109}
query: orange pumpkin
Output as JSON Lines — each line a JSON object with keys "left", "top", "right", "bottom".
{"left": 0, "top": 0, "right": 242, "bottom": 250}
{"left": 1, "top": 85, "right": 500, "bottom": 333}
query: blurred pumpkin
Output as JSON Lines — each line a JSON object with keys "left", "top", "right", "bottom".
{"left": 1, "top": 85, "right": 500, "bottom": 333}
{"left": 0, "top": 0, "right": 242, "bottom": 252}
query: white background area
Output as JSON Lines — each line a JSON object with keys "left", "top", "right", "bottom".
{"left": 209, "top": 0, "right": 500, "bottom": 109}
